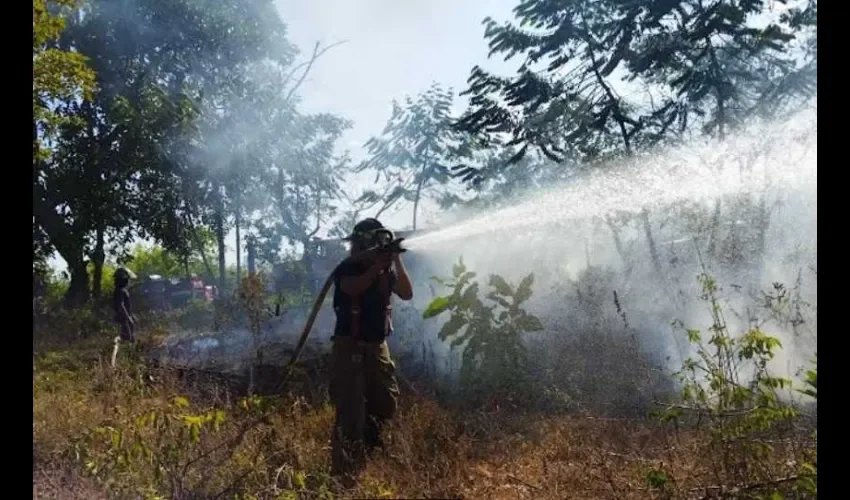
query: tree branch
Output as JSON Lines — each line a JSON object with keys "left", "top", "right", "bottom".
{"left": 283, "top": 40, "right": 348, "bottom": 104}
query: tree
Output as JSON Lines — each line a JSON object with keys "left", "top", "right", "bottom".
{"left": 33, "top": 0, "right": 96, "bottom": 156}
{"left": 32, "top": 0, "right": 97, "bottom": 302}
{"left": 455, "top": 0, "right": 816, "bottom": 179}
{"left": 438, "top": 146, "right": 574, "bottom": 211}
{"left": 33, "top": 0, "right": 299, "bottom": 304}
{"left": 124, "top": 238, "right": 214, "bottom": 280}
{"left": 253, "top": 111, "right": 351, "bottom": 264}
{"left": 452, "top": 0, "right": 816, "bottom": 273}
{"left": 624, "top": 0, "right": 817, "bottom": 259}
{"left": 193, "top": 41, "right": 349, "bottom": 282}
{"left": 358, "top": 83, "right": 473, "bottom": 230}
{"left": 241, "top": 48, "right": 353, "bottom": 266}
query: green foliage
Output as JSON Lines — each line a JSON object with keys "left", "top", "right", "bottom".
{"left": 33, "top": 0, "right": 97, "bottom": 145}
{"left": 798, "top": 354, "right": 816, "bottom": 401}
{"left": 173, "top": 299, "right": 215, "bottom": 332}
{"left": 454, "top": 0, "right": 817, "bottom": 182}
{"left": 126, "top": 245, "right": 185, "bottom": 280}
{"left": 794, "top": 355, "right": 817, "bottom": 497}
{"left": 356, "top": 83, "right": 473, "bottom": 229}
{"left": 645, "top": 468, "right": 672, "bottom": 498}
{"left": 252, "top": 109, "right": 352, "bottom": 256}
{"left": 35, "top": 306, "right": 113, "bottom": 344}
{"left": 658, "top": 273, "right": 803, "bottom": 493}
{"left": 125, "top": 242, "right": 212, "bottom": 281}
{"left": 33, "top": 0, "right": 347, "bottom": 306}
{"left": 237, "top": 273, "right": 273, "bottom": 391}
{"left": 76, "top": 395, "right": 228, "bottom": 498}
{"left": 423, "top": 257, "right": 543, "bottom": 394}
{"left": 34, "top": 268, "right": 72, "bottom": 310}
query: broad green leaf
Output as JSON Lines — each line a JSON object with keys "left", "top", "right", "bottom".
{"left": 455, "top": 271, "right": 477, "bottom": 292}
{"left": 453, "top": 257, "right": 466, "bottom": 278}
{"left": 514, "top": 273, "right": 535, "bottom": 303}
{"left": 489, "top": 274, "right": 513, "bottom": 296}
{"left": 439, "top": 313, "right": 467, "bottom": 340}
{"left": 460, "top": 282, "right": 481, "bottom": 307}
{"left": 516, "top": 314, "right": 544, "bottom": 332}
{"left": 423, "top": 296, "right": 452, "bottom": 319}
{"left": 486, "top": 292, "right": 511, "bottom": 309}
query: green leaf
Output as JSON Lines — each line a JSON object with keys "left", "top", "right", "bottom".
{"left": 452, "top": 257, "right": 466, "bottom": 278}
{"left": 172, "top": 396, "right": 190, "bottom": 409}
{"left": 514, "top": 273, "right": 535, "bottom": 303}
{"left": 455, "top": 271, "right": 477, "bottom": 292}
{"left": 486, "top": 292, "right": 511, "bottom": 309}
{"left": 423, "top": 296, "right": 452, "bottom": 319}
{"left": 686, "top": 329, "right": 701, "bottom": 343}
{"left": 293, "top": 471, "right": 307, "bottom": 489}
{"left": 111, "top": 429, "right": 122, "bottom": 449}
{"left": 645, "top": 469, "right": 669, "bottom": 489}
{"left": 516, "top": 314, "right": 544, "bottom": 332}
{"left": 438, "top": 313, "right": 467, "bottom": 340}
{"left": 459, "top": 282, "right": 481, "bottom": 307}
{"left": 189, "top": 424, "right": 200, "bottom": 444}
{"left": 489, "top": 274, "right": 514, "bottom": 296}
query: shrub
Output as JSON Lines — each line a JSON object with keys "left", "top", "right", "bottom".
{"left": 423, "top": 257, "right": 543, "bottom": 405}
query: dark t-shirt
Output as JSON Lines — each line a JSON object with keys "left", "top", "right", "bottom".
{"left": 332, "top": 260, "right": 396, "bottom": 342}
{"left": 113, "top": 286, "right": 131, "bottom": 323}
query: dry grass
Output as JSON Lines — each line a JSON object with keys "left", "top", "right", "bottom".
{"left": 33, "top": 322, "right": 813, "bottom": 500}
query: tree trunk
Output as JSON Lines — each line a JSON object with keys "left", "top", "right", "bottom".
{"left": 235, "top": 210, "right": 242, "bottom": 284}
{"left": 412, "top": 174, "right": 426, "bottom": 231}
{"left": 641, "top": 209, "right": 662, "bottom": 274}
{"left": 91, "top": 226, "right": 106, "bottom": 300}
{"left": 215, "top": 210, "right": 226, "bottom": 292}
{"left": 707, "top": 200, "right": 722, "bottom": 261}
{"left": 33, "top": 186, "right": 90, "bottom": 306}
{"left": 66, "top": 258, "right": 90, "bottom": 307}
{"left": 190, "top": 229, "right": 215, "bottom": 281}
{"left": 706, "top": 41, "right": 727, "bottom": 265}
{"left": 754, "top": 195, "right": 770, "bottom": 281}
{"left": 605, "top": 216, "right": 627, "bottom": 264}
{"left": 247, "top": 238, "right": 257, "bottom": 275}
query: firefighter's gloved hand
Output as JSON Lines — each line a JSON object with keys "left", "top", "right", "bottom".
{"left": 369, "top": 254, "right": 393, "bottom": 271}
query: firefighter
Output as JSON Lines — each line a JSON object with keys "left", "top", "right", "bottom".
{"left": 329, "top": 218, "right": 413, "bottom": 479}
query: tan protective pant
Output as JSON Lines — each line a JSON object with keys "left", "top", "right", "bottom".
{"left": 328, "top": 336, "right": 400, "bottom": 476}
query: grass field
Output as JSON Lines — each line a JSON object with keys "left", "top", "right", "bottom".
{"left": 32, "top": 302, "right": 816, "bottom": 500}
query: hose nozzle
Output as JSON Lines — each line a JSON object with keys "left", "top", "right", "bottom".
{"left": 372, "top": 228, "right": 406, "bottom": 254}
